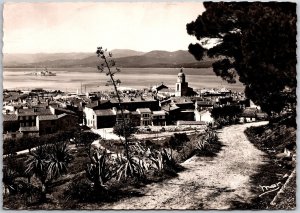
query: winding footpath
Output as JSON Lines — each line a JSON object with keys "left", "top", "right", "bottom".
{"left": 101, "top": 121, "right": 269, "bottom": 210}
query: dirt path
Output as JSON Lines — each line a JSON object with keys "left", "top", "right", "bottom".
{"left": 101, "top": 121, "right": 269, "bottom": 210}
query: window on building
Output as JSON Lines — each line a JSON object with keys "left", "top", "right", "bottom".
{"left": 177, "top": 84, "right": 179, "bottom": 91}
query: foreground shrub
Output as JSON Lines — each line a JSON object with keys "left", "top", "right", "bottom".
{"left": 165, "top": 133, "right": 190, "bottom": 151}
{"left": 64, "top": 180, "right": 94, "bottom": 202}
{"left": 114, "top": 154, "right": 149, "bottom": 181}
{"left": 25, "top": 142, "right": 72, "bottom": 202}
{"left": 196, "top": 129, "right": 221, "bottom": 156}
{"left": 86, "top": 150, "right": 113, "bottom": 190}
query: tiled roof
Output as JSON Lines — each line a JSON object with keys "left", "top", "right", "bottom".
{"left": 152, "top": 111, "right": 166, "bottom": 116}
{"left": 161, "top": 104, "right": 180, "bottom": 112}
{"left": 19, "top": 126, "right": 39, "bottom": 132}
{"left": 172, "top": 97, "right": 193, "bottom": 104}
{"left": 116, "top": 109, "right": 130, "bottom": 114}
{"left": 240, "top": 108, "right": 258, "bottom": 118}
{"left": 136, "top": 108, "right": 152, "bottom": 113}
{"left": 54, "top": 107, "right": 76, "bottom": 115}
{"left": 196, "top": 101, "right": 213, "bottom": 106}
{"left": 57, "top": 113, "right": 78, "bottom": 119}
{"left": 38, "top": 115, "right": 58, "bottom": 121}
{"left": 110, "top": 97, "right": 156, "bottom": 103}
{"left": 94, "top": 109, "right": 115, "bottom": 116}
{"left": 18, "top": 108, "right": 52, "bottom": 116}
{"left": 3, "top": 114, "right": 18, "bottom": 121}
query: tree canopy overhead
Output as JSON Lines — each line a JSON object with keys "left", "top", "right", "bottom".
{"left": 187, "top": 2, "right": 297, "bottom": 115}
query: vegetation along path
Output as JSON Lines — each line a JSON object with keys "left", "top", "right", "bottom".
{"left": 101, "top": 121, "right": 269, "bottom": 210}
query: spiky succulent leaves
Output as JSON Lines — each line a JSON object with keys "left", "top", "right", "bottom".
{"left": 115, "top": 154, "right": 148, "bottom": 181}
{"left": 196, "top": 137, "right": 210, "bottom": 151}
{"left": 47, "top": 143, "right": 72, "bottom": 181}
{"left": 3, "top": 167, "right": 17, "bottom": 193}
{"left": 149, "top": 152, "right": 164, "bottom": 172}
{"left": 86, "top": 150, "right": 112, "bottom": 188}
{"left": 115, "top": 154, "right": 133, "bottom": 181}
{"left": 161, "top": 148, "right": 177, "bottom": 169}
{"left": 25, "top": 145, "right": 49, "bottom": 185}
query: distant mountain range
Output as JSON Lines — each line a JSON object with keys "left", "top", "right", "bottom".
{"left": 3, "top": 49, "right": 215, "bottom": 68}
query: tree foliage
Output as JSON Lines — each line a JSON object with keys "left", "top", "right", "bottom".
{"left": 187, "top": 2, "right": 296, "bottom": 115}
{"left": 113, "top": 120, "right": 136, "bottom": 138}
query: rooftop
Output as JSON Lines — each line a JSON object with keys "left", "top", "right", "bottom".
{"left": 152, "top": 111, "right": 166, "bottom": 116}
{"left": 3, "top": 114, "right": 18, "bottom": 121}
{"left": 136, "top": 108, "right": 152, "bottom": 113}
{"left": 94, "top": 109, "right": 115, "bottom": 116}
{"left": 38, "top": 115, "right": 58, "bottom": 121}
{"left": 19, "top": 126, "right": 39, "bottom": 132}
{"left": 17, "top": 108, "right": 52, "bottom": 116}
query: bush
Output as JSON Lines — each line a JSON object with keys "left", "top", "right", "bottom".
{"left": 196, "top": 129, "right": 221, "bottom": 156}
{"left": 165, "top": 133, "right": 190, "bottom": 151}
{"left": 113, "top": 120, "right": 136, "bottom": 138}
{"left": 64, "top": 180, "right": 94, "bottom": 202}
{"left": 3, "top": 130, "right": 77, "bottom": 155}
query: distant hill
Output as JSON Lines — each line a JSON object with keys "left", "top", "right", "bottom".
{"left": 110, "top": 49, "right": 145, "bottom": 58}
{"left": 3, "top": 50, "right": 216, "bottom": 68}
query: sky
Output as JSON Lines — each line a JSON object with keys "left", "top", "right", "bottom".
{"left": 3, "top": 2, "right": 205, "bottom": 53}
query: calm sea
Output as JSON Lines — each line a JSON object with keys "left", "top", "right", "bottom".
{"left": 3, "top": 67, "right": 245, "bottom": 92}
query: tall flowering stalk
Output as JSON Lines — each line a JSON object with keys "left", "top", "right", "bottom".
{"left": 96, "top": 47, "right": 130, "bottom": 160}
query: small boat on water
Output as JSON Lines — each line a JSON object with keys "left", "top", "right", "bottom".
{"left": 30, "top": 67, "right": 56, "bottom": 76}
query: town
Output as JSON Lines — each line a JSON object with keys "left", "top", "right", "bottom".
{"left": 3, "top": 68, "right": 267, "bottom": 140}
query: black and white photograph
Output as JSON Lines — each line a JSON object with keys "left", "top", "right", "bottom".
{"left": 2, "top": 1, "right": 297, "bottom": 210}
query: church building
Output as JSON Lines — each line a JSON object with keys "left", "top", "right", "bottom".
{"left": 175, "top": 68, "right": 196, "bottom": 97}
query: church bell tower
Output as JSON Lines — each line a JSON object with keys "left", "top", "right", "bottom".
{"left": 175, "top": 68, "right": 188, "bottom": 97}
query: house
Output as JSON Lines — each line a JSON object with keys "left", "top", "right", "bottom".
{"left": 195, "top": 100, "right": 214, "bottom": 111}
{"left": 36, "top": 115, "right": 58, "bottom": 135}
{"left": 195, "top": 110, "right": 214, "bottom": 123}
{"left": 136, "top": 108, "right": 152, "bottom": 126}
{"left": 18, "top": 126, "right": 39, "bottom": 137}
{"left": 162, "top": 104, "right": 181, "bottom": 125}
{"left": 16, "top": 108, "right": 53, "bottom": 128}
{"left": 57, "top": 113, "right": 79, "bottom": 131}
{"left": 110, "top": 97, "right": 159, "bottom": 111}
{"left": 239, "top": 107, "right": 258, "bottom": 122}
{"left": 113, "top": 108, "right": 131, "bottom": 124}
{"left": 130, "top": 111, "right": 141, "bottom": 127}
{"left": 152, "top": 111, "right": 166, "bottom": 126}
{"left": 94, "top": 109, "right": 116, "bottom": 129}
{"left": 3, "top": 114, "right": 19, "bottom": 134}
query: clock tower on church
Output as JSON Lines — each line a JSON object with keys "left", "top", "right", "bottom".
{"left": 175, "top": 68, "right": 188, "bottom": 97}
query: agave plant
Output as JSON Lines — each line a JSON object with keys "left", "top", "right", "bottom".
{"left": 47, "top": 142, "right": 73, "bottom": 181}
{"left": 196, "top": 137, "right": 210, "bottom": 151}
{"left": 86, "top": 150, "right": 113, "bottom": 190}
{"left": 2, "top": 166, "right": 17, "bottom": 195}
{"left": 161, "top": 148, "right": 175, "bottom": 166}
{"left": 25, "top": 145, "right": 50, "bottom": 201}
{"left": 114, "top": 153, "right": 148, "bottom": 181}
{"left": 149, "top": 152, "right": 164, "bottom": 173}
